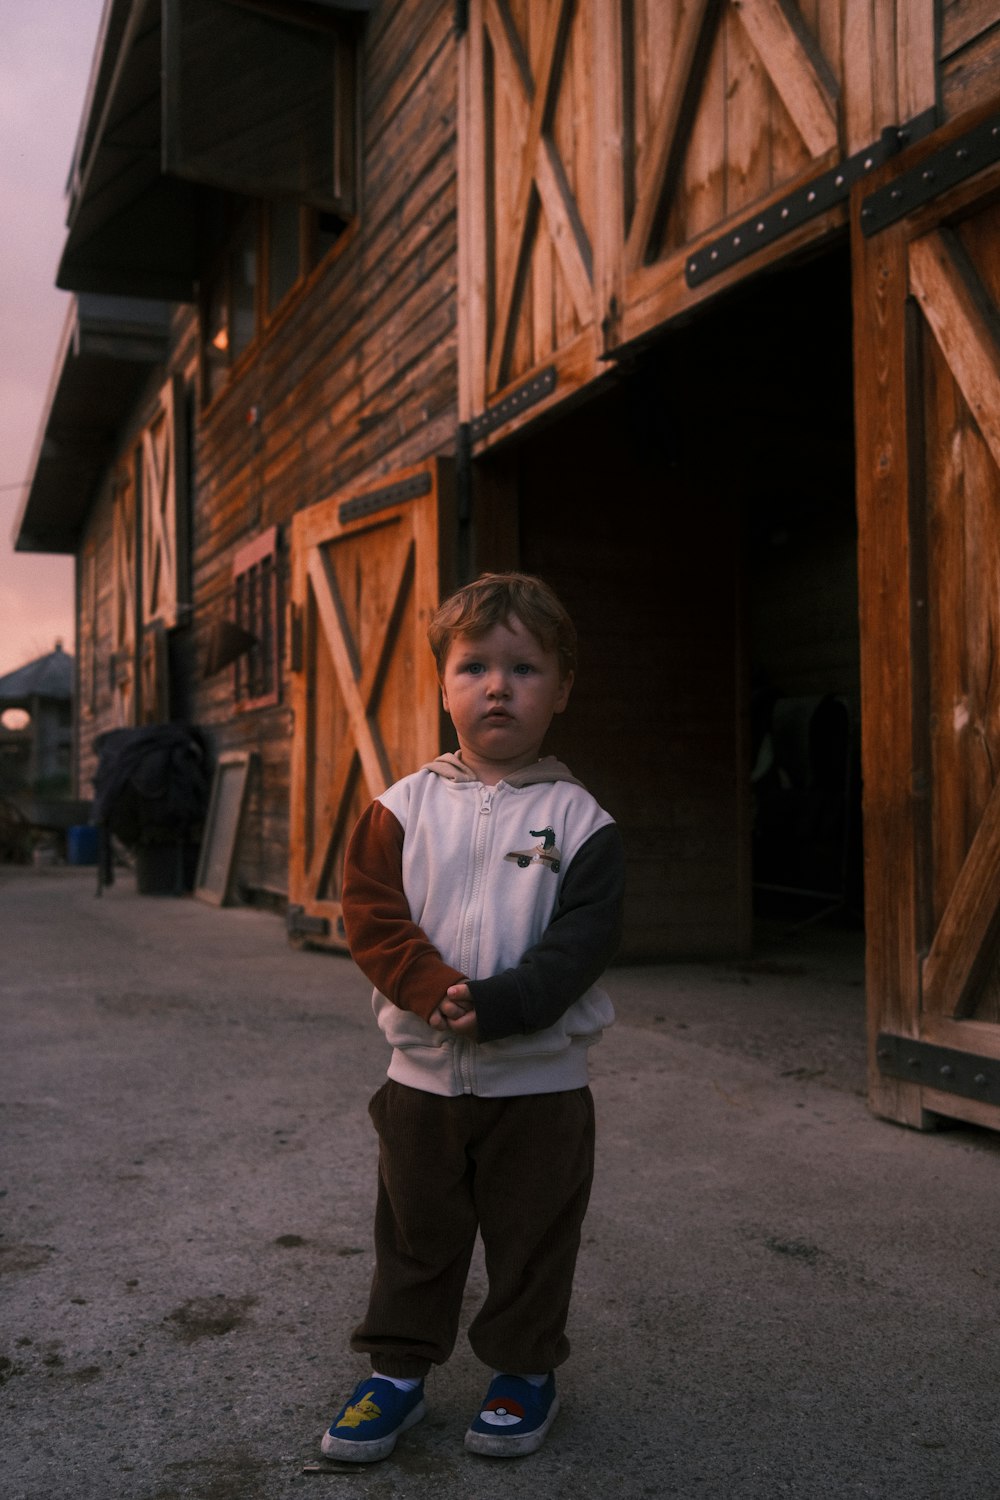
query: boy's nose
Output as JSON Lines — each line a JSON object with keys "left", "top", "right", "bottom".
{"left": 486, "top": 673, "right": 510, "bottom": 698}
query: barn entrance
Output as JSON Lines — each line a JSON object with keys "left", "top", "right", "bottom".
{"left": 510, "top": 245, "right": 861, "bottom": 961}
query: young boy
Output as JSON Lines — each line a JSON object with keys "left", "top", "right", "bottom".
{"left": 321, "top": 572, "right": 624, "bottom": 1462}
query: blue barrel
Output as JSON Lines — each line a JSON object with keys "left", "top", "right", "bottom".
{"left": 67, "top": 825, "right": 100, "bottom": 865}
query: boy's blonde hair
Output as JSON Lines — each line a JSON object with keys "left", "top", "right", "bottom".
{"left": 428, "top": 572, "right": 577, "bottom": 679}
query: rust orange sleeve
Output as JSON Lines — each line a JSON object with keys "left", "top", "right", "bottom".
{"left": 341, "top": 800, "right": 465, "bottom": 1021}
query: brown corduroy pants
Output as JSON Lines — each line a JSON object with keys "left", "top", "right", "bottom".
{"left": 349, "top": 1080, "right": 596, "bottom": 1379}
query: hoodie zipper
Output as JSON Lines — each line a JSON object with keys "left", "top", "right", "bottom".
{"left": 455, "top": 785, "right": 496, "bottom": 1093}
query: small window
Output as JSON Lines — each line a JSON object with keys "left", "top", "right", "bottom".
{"left": 200, "top": 201, "right": 344, "bottom": 403}
{"left": 229, "top": 211, "right": 259, "bottom": 360}
{"left": 204, "top": 271, "right": 231, "bottom": 406}
{"left": 267, "top": 199, "right": 302, "bottom": 312}
{"left": 233, "top": 526, "right": 281, "bottom": 711}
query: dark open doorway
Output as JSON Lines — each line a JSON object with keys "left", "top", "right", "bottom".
{"left": 735, "top": 250, "right": 864, "bottom": 932}
{"left": 506, "top": 243, "right": 861, "bottom": 959}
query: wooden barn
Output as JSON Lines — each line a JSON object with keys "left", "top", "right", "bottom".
{"left": 15, "top": 0, "right": 1000, "bottom": 1133}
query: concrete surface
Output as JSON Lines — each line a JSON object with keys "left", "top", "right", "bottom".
{"left": 2, "top": 865, "right": 999, "bottom": 1500}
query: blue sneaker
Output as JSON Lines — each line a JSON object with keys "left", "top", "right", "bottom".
{"left": 320, "top": 1376, "right": 426, "bottom": 1462}
{"left": 464, "top": 1372, "right": 560, "bottom": 1457}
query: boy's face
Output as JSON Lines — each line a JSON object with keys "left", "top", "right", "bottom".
{"left": 440, "top": 616, "right": 573, "bottom": 783}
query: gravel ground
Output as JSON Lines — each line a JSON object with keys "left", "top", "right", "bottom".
{"left": 2, "top": 865, "right": 1000, "bottom": 1500}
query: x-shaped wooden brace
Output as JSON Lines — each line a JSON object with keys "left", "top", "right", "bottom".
{"left": 304, "top": 535, "right": 415, "bottom": 895}
{"left": 485, "top": 0, "right": 593, "bottom": 390}
{"left": 625, "top": 0, "right": 838, "bottom": 273}
{"left": 142, "top": 406, "right": 177, "bottom": 621}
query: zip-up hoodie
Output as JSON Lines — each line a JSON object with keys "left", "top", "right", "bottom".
{"left": 342, "top": 753, "right": 625, "bottom": 1097}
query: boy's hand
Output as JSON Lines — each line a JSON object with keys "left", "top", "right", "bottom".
{"left": 428, "top": 983, "right": 479, "bottom": 1040}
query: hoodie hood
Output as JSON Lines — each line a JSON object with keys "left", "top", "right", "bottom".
{"left": 423, "top": 752, "right": 583, "bottom": 788}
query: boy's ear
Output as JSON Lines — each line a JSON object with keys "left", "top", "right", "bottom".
{"left": 554, "top": 670, "right": 574, "bottom": 713}
{"left": 440, "top": 678, "right": 450, "bottom": 714}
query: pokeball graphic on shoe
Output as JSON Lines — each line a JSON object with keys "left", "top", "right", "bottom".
{"left": 465, "top": 1373, "right": 560, "bottom": 1455}
{"left": 479, "top": 1395, "right": 526, "bottom": 1427}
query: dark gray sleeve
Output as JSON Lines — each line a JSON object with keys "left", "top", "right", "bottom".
{"left": 467, "top": 823, "right": 625, "bottom": 1042}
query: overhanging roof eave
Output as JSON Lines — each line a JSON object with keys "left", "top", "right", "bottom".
{"left": 15, "top": 296, "right": 173, "bottom": 557}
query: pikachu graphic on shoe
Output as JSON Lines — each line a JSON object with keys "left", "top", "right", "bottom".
{"left": 321, "top": 1376, "right": 426, "bottom": 1462}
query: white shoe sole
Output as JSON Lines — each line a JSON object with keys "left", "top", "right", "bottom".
{"left": 320, "top": 1397, "right": 426, "bottom": 1463}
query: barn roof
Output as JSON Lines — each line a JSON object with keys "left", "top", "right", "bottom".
{"left": 16, "top": 0, "right": 372, "bottom": 557}
{"left": 0, "top": 645, "right": 74, "bottom": 706}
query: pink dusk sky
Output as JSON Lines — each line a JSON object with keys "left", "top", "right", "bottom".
{"left": 1, "top": 0, "right": 106, "bottom": 678}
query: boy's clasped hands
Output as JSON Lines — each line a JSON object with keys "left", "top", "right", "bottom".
{"left": 428, "top": 982, "right": 479, "bottom": 1040}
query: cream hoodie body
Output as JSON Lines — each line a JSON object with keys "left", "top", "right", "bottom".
{"left": 341, "top": 753, "right": 625, "bottom": 1097}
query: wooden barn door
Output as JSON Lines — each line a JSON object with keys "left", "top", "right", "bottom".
{"left": 853, "top": 106, "right": 1000, "bottom": 1131}
{"left": 286, "top": 459, "right": 452, "bottom": 949}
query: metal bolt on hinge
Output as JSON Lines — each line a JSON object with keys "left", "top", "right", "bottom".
{"left": 939, "top": 1065, "right": 954, "bottom": 1078}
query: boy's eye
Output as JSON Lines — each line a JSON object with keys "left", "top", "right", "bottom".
{"left": 464, "top": 662, "right": 484, "bottom": 675}
{"left": 513, "top": 663, "right": 535, "bottom": 675}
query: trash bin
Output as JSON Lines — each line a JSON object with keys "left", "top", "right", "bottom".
{"left": 67, "top": 824, "right": 100, "bottom": 866}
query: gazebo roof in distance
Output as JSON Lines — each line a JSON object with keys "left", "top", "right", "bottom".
{"left": 0, "top": 644, "right": 74, "bottom": 707}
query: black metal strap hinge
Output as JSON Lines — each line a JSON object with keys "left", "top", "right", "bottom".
{"left": 876, "top": 1032, "right": 1000, "bottom": 1107}
{"left": 339, "top": 471, "right": 432, "bottom": 525}
{"left": 286, "top": 903, "right": 330, "bottom": 939}
{"left": 469, "top": 366, "right": 557, "bottom": 442}
{"left": 685, "top": 109, "right": 936, "bottom": 287}
{"left": 861, "top": 111, "right": 1000, "bottom": 235}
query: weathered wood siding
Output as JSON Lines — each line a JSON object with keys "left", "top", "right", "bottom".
{"left": 941, "top": 0, "right": 1000, "bottom": 116}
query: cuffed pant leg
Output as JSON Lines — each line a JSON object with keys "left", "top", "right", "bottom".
{"left": 468, "top": 1088, "right": 596, "bottom": 1374}
{"left": 350, "top": 1082, "right": 479, "bottom": 1379}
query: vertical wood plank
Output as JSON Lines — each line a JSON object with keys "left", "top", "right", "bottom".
{"left": 962, "top": 413, "right": 999, "bottom": 833}
{"left": 842, "top": 0, "right": 876, "bottom": 152}
{"left": 896, "top": 0, "right": 937, "bottom": 122}
{"left": 924, "top": 344, "right": 970, "bottom": 921}
{"left": 871, "top": 0, "right": 899, "bottom": 131}
{"left": 457, "top": 0, "right": 484, "bottom": 421}
{"left": 593, "top": 0, "right": 625, "bottom": 351}
{"left": 851, "top": 177, "right": 925, "bottom": 1125}
{"left": 815, "top": 0, "right": 844, "bottom": 96}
